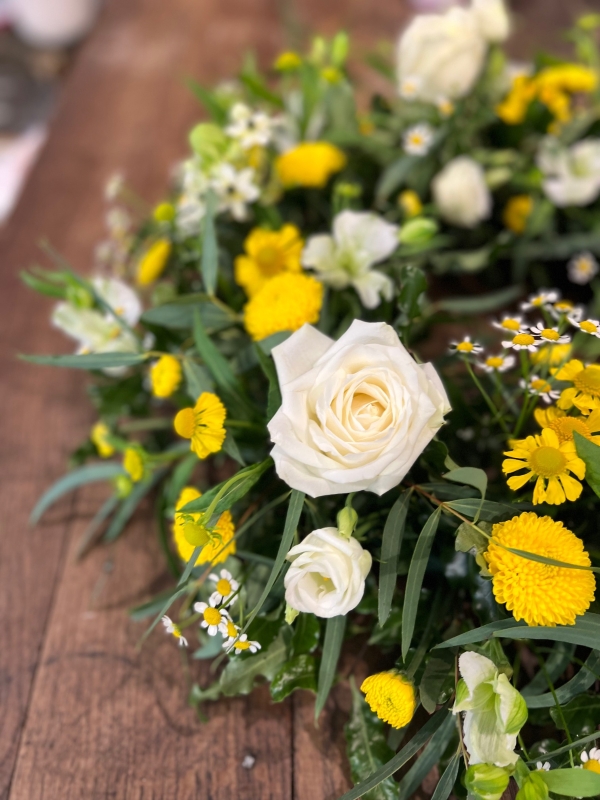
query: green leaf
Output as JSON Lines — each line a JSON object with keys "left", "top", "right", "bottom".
{"left": 378, "top": 489, "right": 412, "bottom": 626}
{"left": 239, "top": 71, "right": 284, "bottom": 108}
{"left": 431, "top": 754, "right": 461, "bottom": 800}
{"left": 270, "top": 654, "right": 317, "bottom": 702}
{"left": 257, "top": 331, "right": 291, "bottom": 354}
{"left": 290, "top": 613, "right": 321, "bottom": 658}
{"left": 200, "top": 190, "right": 218, "bottom": 295}
{"left": 75, "top": 494, "right": 119, "bottom": 559}
{"left": 574, "top": 431, "right": 600, "bottom": 499}
{"left": 540, "top": 768, "right": 600, "bottom": 797}
{"left": 338, "top": 709, "right": 451, "bottom": 800}
{"left": 526, "top": 650, "right": 600, "bottom": 709}
{"left": 443, "top": 467, "right": 487, "bottom": 523}
{"left": 21, "top": 352, "right": 146, "bottom": 370}
{"left": 254, "top": 345, "right": 282, "bottom": 421}
{"left": 185, "top": 78, "right": 228, "bottom": 124}
{"left": 31, "top": 462, "right": 125, "bottom": 524}
{"left": 402, "top": 508, "right": 441, "bottom": 660}
{"left": 397, "top": 713, "right": 456, "bottom": 800}
{"left": 492, "top": 613, "right": 600, "bottom": 650}
{"left": 550, "top": 695, "right": 600, "bottom": 732}
{"left": 344, "top": 679, "right": 398, "bottom": 800}
{"left": 526, "top": 730, "right": 600, "bottom": 764}
{"left": 521, "top": 641, "right": 576, "bottom": 697}
{"left": 433, "top": 285, "right": 523, "bottom": 315}
{"left": 419, "top": 653, "right": 456, "bottom": 714}
{"left": 455, "top": 521, "right": 492, "bottom": 555}
{"left": 141, "top": 301, "right": 231, "bottom": 331}
{"left": 376, "top": 155, "right": 417, "bottom": 202}
{"left": 139, "top": 585, "right": 189, "bottom": 644}
{"left": 434, "top": 619, "right": 528, "bottom": 649}
{"left": 315, "top": 615, "right": 346, "bottom": 720}
{"left": 21, "top": 270, "right": 67, "bottom": 298}
{"left": 180, "top": 459, "right": 272, "bottom": 517}
{"left": 191, "top": 634, "right": 224, "bottom": 660}
{"left": 165, "top": 453, "right": 198, "bottom": 508}
{"left": 182, "top": 357, "right": 214, "bottom": 400}
{"left": 219, "top": 632, "right": 288, "bottom": 696}
{"left": 446, "top": 498, "right": 519, "bottom": 522}
{"left": 104, "top": 470, "right": 167, "bottom": 542}
{"left": 222, "top": 430, "right": 245, "bottom": 466}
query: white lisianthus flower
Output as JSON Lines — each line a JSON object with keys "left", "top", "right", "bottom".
{"left": 537, "top": 137, "right": 600, "bottom": 208}
{"left": 472, "top": 0, "right": 510, "bottom": 43}
{"left": 301, "top": 211, "right": 399, "bottom": 309}
{"left": 284, "top": 527, "right": 372, "bottom": 617}
{"left": 92, "top": 277, "right": 141, "bottom": 326}
{"left": 210, "top": 163, "right": 259, "bottom": 221}
{"left": 432, "top": 156, "right": 492, "bottom": 228}
{"left": 267, "top": 320, "right": 451, "bottom": 497}
{"left": 396, "top": 7, "right": 487, "bottom": 103}
{"left": 453, "top": 652, "right": 528, "bottom": 767}
{"left": 225, "top": 102, "right": 275, "bottom": 149}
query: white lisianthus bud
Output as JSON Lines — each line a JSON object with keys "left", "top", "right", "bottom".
{"left": 284, "top": 527, "right": 372, "bottom": 618}
{"left": 432, "top": 156, "right": 492, "bottom": 228}
{"left": 472, "top": 0, "right": 511, "bottom": 43}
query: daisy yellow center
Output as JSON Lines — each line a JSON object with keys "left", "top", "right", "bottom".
{"left": 555, "top": 302, "right": 573, "bottom": 313}
{"left": 580, "top": 320, "right": 599, "bottom": 334}
{"left": 528, "top": 445, "right": 566, "bottom": 477}
{"left": 540, "top": 329, "right": 559, "bottom": 341}
{"left": 514, "top": 333, "right": 535, "bottom": 346}
{"left": 583, "top": 761, "right": 600, "bottom": 775}
{"left": 171, "top": 624, "right": 183, "bottom": 639}
{"left": 409, "top": 133, "right": 424, "bottom": 146}
{"left": 203, "top": 607, "right": 221, "bottom": 626}
{"left": 550, "top": 416, "right": 591, "bottom": 443}
{"left": 531, "top": 379, "right": 552, "bottom": 393}
{"left": 457, "top": 341, "right": 475, "bottom": 352}
{"left": 574, "top": 365, "right": 600, "bottom": 396}
{"left": 236, "top": 640, "right": 251, "bottom": 650}
{"left": 226, "top": 620, "right": 238, "bottom": 638}
{"left": 255, "top": 245, "right": 283, "bottom": 275}
{"left": 486, "top": 357, "right": 504, "bottom": 369}
{"left": 216, "top": 578, "right": 232, "bottom": 596}
{"left": 501, "top": 318, "right": 521, "bottom": 331}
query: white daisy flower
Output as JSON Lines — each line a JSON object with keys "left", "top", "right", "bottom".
{"left": 225, "top": 102, "right": 275, "bottom": 150}
{"left": 436, "top": 96, "right": 454, "bottom": 117}
{"left": 478, "top": 354, "right": 515, "bottom": 373}
{"left": 568, "top": 252, "right": 599, "bottom": 285}
{"left": 581, "top": 747, "right": 600, "bottom": 772}
{"left": 104, "top": 172, "right": 124, "bottom": 201}
{"left": 399, "top": 75, "right": 422, "bottom": 100}
{"left": 536, "top": 762, "right": 551, "bottom": 772}
{"left": 551, "top": 300, "right": 583, "bottom": 321}
{"left": 403, "top": 123, "right": 435, "bottom": 156}
{"left": 161, "top": 615, "right": 188, "bottom": 647}
{"left": 502, "top": 332, "right": 540, "bottom": 352}
{"left": 210, "top": 163, "right": 259, "bottom": 221}
{"left": 491, "top": 315, "right": 526, "bottom": 334}
{"left": 208, "top": 569, "right": 239, "bottom": 606}
{"left": 520, "top": 374, "right": 560, "bottom": 404}
{"left": 529, "top": 323, "right": 571, "bottom": 345}
{"left": 569, "top": 316, "right": 600, "bottom": 338}
{"left": 450, "top": 336, "right": 484, "bottom": 355}
{"left": 520, "top": 289, "right": 560, "bottom": 312}
{"left": 224, "top": 633, "right": 262, "bottom": 655}
{"left": 194, "top": 597, "right": 230, "bottom": 637}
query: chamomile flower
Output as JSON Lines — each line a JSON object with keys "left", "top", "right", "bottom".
{"left": 399, "top": 75, "right": 422, "bottom": 100}
{"left": 194, "top": 597, "right": 230, "bottom": 636}
{"left": 210, "top": 163, "right": 259, "bottom": 221}
{"left": 581, "top": 748, "right": 600, "bottom": 774}
{"left": 225, "top": 632, "right": 261, "bottom": 655}
{"left": 403, "top": 123, "right": 435, "bottom": 156}
{"left": 569, "top": 316, "right": 600, "bottom": 338}
{"left": 450, "top": 336, "right": 484, "bottom": 355}
{"left": 225, "top": 102, "right": 275, "bottom": 150}
{"left": 568, "top": 252, "right": 599, "bottom": 285}
{"left": 161, "top": 615, "right": 188, "bottom": 647}
{"left": 520, "top": 375, "right": 560, "bottom": 404}
{"left": 530, "top": 323, "right": 571, "bottom": 345}
{"left": 492, "top": 315, "right": 525, "bottom": 334}
{"left": 536, "top": 762, "right": 551, "bottom": 772}
{"left": 552, "top": 299, "right": 583, "bottom": 322}
{"left": 502, "top": 332, "right": 540, "bottom": 352}
{"left": 520, "top": 289, "right": 560, "bottom": 312}
{"left": 478, "top": 354, "right": 515, "bottom": 373}
{"left": 208, "top": 569, "right": 239, "bottom": 606}
{"left": 436, "top": 96, "right": 454, "bottom": 117}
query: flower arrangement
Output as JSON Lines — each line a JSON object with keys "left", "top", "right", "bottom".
{"left": 23, "top": 3, "right": 600, "bottom": 799}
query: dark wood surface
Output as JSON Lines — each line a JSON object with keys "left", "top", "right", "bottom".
{"left": 0, "top": 1, "right": 588, "bottom": 798}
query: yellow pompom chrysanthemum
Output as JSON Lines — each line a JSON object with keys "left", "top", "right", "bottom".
{"left": 275, "top": 142, "right": 346, "bottom": 189}
{"left": 503, "top": 195, "right": 533, "bottom": 234}
{"left": 123, "top": 447, "right": 144, "bottom": 483}
{"left": 244, "top": 272, "right": 323, "bottom": 342}
{"left": 172, "top": 486, "right": 236, "bottom": 566}
{"left": 150, "top": 354, "right": 182, "bottom": 398}
{"left": 534, "top": 406, "right": 600, "bottom": 445}
{"left": 485, "top": 512, "right": 596, "bottom": 626}
{"left": 91, "top": 421, "right": 114, "bottom": 458}
{"left": 137, "top": 238, "right": 172, "bottom": 286}
{"left": 234, "top": 225, "right": 304, "bottom": 297}
{"left": 503, "top": 428, "right": 586, "bottom": 505}
{"left": 174, "top": 392, "right": 226, "bottom": 459}
{"left": 361, "top": 671, "right": 417, "bottom": 729}
{"left": 555, "top": 359, "right": 600, "bottom": 414}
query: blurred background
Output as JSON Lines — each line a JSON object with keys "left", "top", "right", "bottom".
{"left": 0, "top": 0, "right": 595, "bottom": 226}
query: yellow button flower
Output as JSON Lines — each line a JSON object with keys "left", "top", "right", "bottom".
{"left": 398, "top": 190, "right": 422, "bottom": 218}
{"left": 361, "top": 671, "right": 417, "bottom": 729}
{"left": 244, "top": 272, "right": 323, "bottom": 341}
{"left": 153, "top": 202, "right": 175, "bottom": 223}
{"left": 234, "top": 224, "right": 304, "bottom": 297}
{"left": 555, "top": 359, "right": 600, "bottom": 414}
{"left": 91, "top": 421, "right": 114, "bottom": 458}
{"left": 503, "top": 195, "right": 533, "bottom": 234}
{"left": 174, "top": 392, "right": 226, "bottom": 459}
{"left": 485, "top": 512, "right": 596, "bottom": 626}
{"left": 274, "top": 51, "right": 302, "bottom": 72}
{"left": 150, "top": 354, "right": 182, "bottom": 398}
{"left": 534, "top": 406, "right": 600, "bottom": 445}
{"left": 137, "top": 238, "right": 172, "bottom": 286}
{"left": 123, "top": 447, "right": 145, "bottom": 483}
{"left": 502, "top": 428, "right": 586, "bottom": 505}
{"left": 275, "top": 142, "right": 346, "bottom": 189}
{"left": 172, "top": 486, "right": 236, "bottom": 566}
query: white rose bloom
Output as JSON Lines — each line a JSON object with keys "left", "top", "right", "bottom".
{"left": 301, "top": 211, "right": 399, "bottom": 309}
{"left": 472, "top": 0, "right": 510, "bottom": 43}
{"left": 537, "top": 137, "right": 600, "bottom": 208}
{"left": 267, "top": 320, "right": 451, "bottom": 497}
{"left": 285, "top": 527, "right": 372, "bottom": 617}
{"left": 432, "top": 156, "right": 492, "bottom": 228}
{"left": 396, "top": 7, "right": 487, "bottom": 103}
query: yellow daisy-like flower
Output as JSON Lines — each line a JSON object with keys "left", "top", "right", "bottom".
{"left": 172, "top": 486, "right": 236, "bottom": 566}
{"left": 136, "top": 238, "right": 172, "bottom": 286}
{"left": 174, "top": 392, "right": 226, "bottom": 459}
{"left": 150, "top": 354, "right": 182, "bottom": 398}
{"left": 534, "top": 406, "right": 600, "bottom": 445}
{"left": 555, "top": 359, "right": 600, "bottom": 414}
{"left": 503, "top": 195, "right": 533, "bottom": 234}
{"left": 234, "top": 225, "right": 304, "bottom": 297}
{"left": 274, "top": 51, "right": 302, "bottom": 72}
{"left": 503, "top": 428, "right": 586, "bottom": 505}
{"left": 398, "top": 190, "right": 422, "bottom": 218}
{"left": 361, "top": 671, "right": 417, "bottom": 729}
{"left": 123, "top": 447, "right": 144, "bottom": 483}
{"left": 530, "top": 343, "right": 572, "bottom": 367}
{"left": 244, "top": 272, "right": 323, "bottom": 342}
{"left": 485, "top": 512, "right": 596, "bottom": 626}
{"left": 275, "top": 142, "right": 346, "bottom": 189}
{"left": 91, "top": 421, "right": 114, "bottom": 458}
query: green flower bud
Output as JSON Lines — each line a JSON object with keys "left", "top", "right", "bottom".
{"left": 398, "top": 217, "right": 438, "bottom": 246}
{"left": 183, "top": 521, "right": 211, "bottom": 547}
{"left": 285, "top": 604, "right": 299, "bottom": 625}
{"left": 337, "top": 505, "right": 358, "bottom": 539}
{"left": 516, "top": 772, "right": 549, "bottom": 800}
{"left": 578, "top": 13, "right": 600, "bottom": 30}
{"left": 485, "top": 167, "right": 512, "bottom": 189}
{"left": 66, "top": 285, "right": 94, "bottom": 309}
{"left": 465, "top": 764, "right": 511, "bottom": 800}
{"left": 189, "top": 123, "right": 229, "bottom": 165}
{"left": 335, "top": 181, "right": 361, "bottom": 199}
{"left": 331, "top": 32, "right": 349, "bottom": 67}
{"left": 114, "top": 474, "right": 133, "bottom": 499}
{"left": 310, "top": 36, "right": 327, "bottom": 65}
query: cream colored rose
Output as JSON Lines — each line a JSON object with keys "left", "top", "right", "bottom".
{"left": 432, "top": 156, "right": 492, "bottom": 228}
{"left": 396, "top": 7, "right": 487, "bottom": 103}
{"left": 267, "top": 320, "right": 450, "bottom": 497}
{"left": 472, "top": 0, "right": 510, "bottom": 43}
{"left": 285, "top": 527, "right": 372, "bottom": 617}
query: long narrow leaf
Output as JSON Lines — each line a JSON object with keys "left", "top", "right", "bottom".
{"left": 31, "top": 462, "right": 124, "bottom": 524}
{"left": 431, "top": 753, "right": 461, "bottom": 800}
{"left": 434, "top": 619, "right": 528, "bottom": 649}
{"left": 21, "top": 352, "right": 146, "bottom": 370}
{"left": 402, "top": 508, "right": 441, "bottom": 660}
{"left": 526, "top": 650, "right": 600, "bottom": 709}
{"left": 75, "top": 494, "right": 119, "bottom": 559}
{"left": 180, "top": 459, "right": 272, "bottom": 517}
{"left": 254, "top": 345, "right": 282, "bottom": 421}
{"left": 315, "top": 615, "right": 346, "bottom": 720}
{"left": 492, "top": 613, "right": 600, "bottom": 650}
{"left": 200, "top": 190, "right": 218, "bottom": 295}
{"left": 378, "top": 489, "right": 412, "bottom": 626}
{"left": 104, "top": 469, "right": 167, "bottom": 542}
{"left": 397, "top": 714, "right": 456, "bottom": 800}
{"left": 526, "top": 730, "right": 600, "bottom": 764}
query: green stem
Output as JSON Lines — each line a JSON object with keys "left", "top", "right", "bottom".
{"left": 464, "top": 359, "right": 509, "bottom": 434}
{"left": 532, "top": 645, "right": 575, "bottom": 768}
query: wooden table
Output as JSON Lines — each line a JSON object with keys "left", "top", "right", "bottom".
{"left": 0, "top": 1, "right": 593, "bottom": 798}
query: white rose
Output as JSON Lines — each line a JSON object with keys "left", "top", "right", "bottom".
{"left": 396, "top": 7, "right": 487, "bottom": 103}
{"left": 472, "top": 0, "right": 510, "bottom": 43}
{"left": 285, "top": 527, "right": 372, "bottom": 617}
{"left": 432, "top": 156, "right": 492, "bottom": 228}
{"left": 267, "top": 320, "right": 450, "bottom": 497}
{"left": 537, "top": 137, "right": 600, "bottom": 208}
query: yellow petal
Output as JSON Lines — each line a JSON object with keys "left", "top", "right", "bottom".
{"left": 503, "top": 458, "right": 528, "bottom": 474}
{"left": 555, "top": 359, "right": 584, "bottom": 381}
{"left": 545, "top": 476, "right": 566, "bottom": 505}
{"left": 567, "top": 457, "right": 586, "bottom": 480}
{"left": 507, "top": 471, "right": 534, "bottom": 490}
{"left": 532, "top": 476, "right": 547, "bottom": 504}
{"left": 558, "top": 387, "right": 578, "bottom": 410}
{"left": 540, "top": 428, "right": 560, "bottom": 448}
{"left": 559, "top": 473, "right": 583, "bottom": 501}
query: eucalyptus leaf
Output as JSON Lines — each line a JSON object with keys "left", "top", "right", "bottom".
{"left": 104, "top": 469, "right": 167, "bottom": 542}
{"left": 270, "top": 654, "right": 317, "bottom": 702}
{"left": 200, "top": 190, "right": 218, "bottom": 295}
{"left": 180, "top": 459, "right": 272, "bottom": 517}
{"left": 446, "top": 499, "right": 519, "bottom": 522}
{"left": 222, "top": 430, "right": 246, "bottom": 466}
{"left": 443, "top": 467, "right": 487, "bottom": 523}
{"left": 142, "top": 301, "right": 231, "bottom": 332}
{"left": 431, "top": 754, "right": 461, "bottom": 800}
{"left": 526, "top": 650, "right": 600, "bottom": 709}
{"left": 21, "top": 352, "right": 146, "bottom": 370}
{"left": 31, "top": 462, "right": 125, "bottom": 524}
{"left": 493, "top": 613, "right": 600, "bottom": 650}
{"left": 435, "top": 619, "right": 527, "bottom": 649}
{"left": 397, "top": 713, "right": 456, "bottom": 800}
{"left": 315, "top": 615, "right": 346, "bottom": 720}
{"left": 378, "top": 489, "right": 412, "bottom": 627}
{"left": 574, "top": 431, "right": 600, "bottom": 499}
{"left": 182, "top": 357, "right": 214, "bottom": 400}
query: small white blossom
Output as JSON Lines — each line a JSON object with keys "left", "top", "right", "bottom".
{"left": 520, "top": 289, "right": 560, "bottom": 312}
{"left": 491, "top": 315, "right": 526, "bottom": 334}
{"left": 581, "top": 747, "right": 600, "bottom": 767}
{"left": 208, "top": 568, "right": 239, "bottom": 606}
{"left": 536, "top": 762, "right": 551, "bottom": 772}
{"left": 399, "top": 75, "right": 423, "bottom": 100}
{"left": 520, "top": 375, "right": 559, "bottom": 404}
{"left": 161, "top": 615, "right": 188, "bottom": 647}
{"left": 211, "top": 163, "right": 259, "bottom": 221}
{"left": 194, "top": 597, "right": 230, "bottom": 637}
{"left": 530, "top": 323, "right": 571, "bottom": 345}
{"left": 450, "top": 336, "right": 484, "bottom": 355}
{"left": 225, "top": 102, "right": 275, "bottom": 149}
{"left": 551, "top": 300, "right": 583, "bottom": 322}
{"left": 569, "top": 317, "right": 600, "bottom": 338}
{"left": 403, "top": 123, "right": 435, "bottom": 156}
{"left": 478, "top": 354, "right": 515, "bottom": 373}
{"left": 568, "top": 252, "right": 599, "bottom": 285}
{"left": 224, "top": 633, "right": 262, "bottom": 655}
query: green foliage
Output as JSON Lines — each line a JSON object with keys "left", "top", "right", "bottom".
{"left": 378, "top": 489, "right": 411, "bottom": 626}
{"left": 30, "top": 462, "right": 125, "bottom": 524}
{"left": 315, "top": 615, "right": 346, "bottom": 719}
{"left": 270, "top": 654, "right": 317, "bottom": 701}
